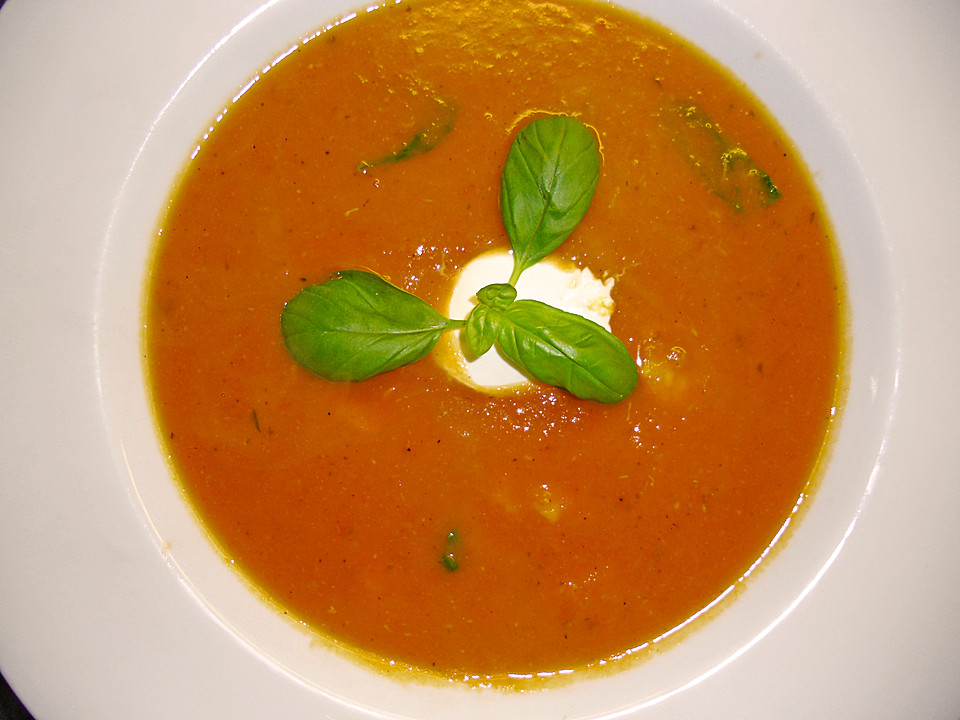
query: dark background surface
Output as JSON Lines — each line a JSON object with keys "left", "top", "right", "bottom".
{"left": 1, "top": 1, "right": 25, "bottom": 717}
{"left": 0, "top": 671, "right": 35, "bottom": 720}
{"left": 2, "top": 0, "right": 28, "bottom": 706}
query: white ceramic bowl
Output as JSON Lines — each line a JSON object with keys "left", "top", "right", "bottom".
{"left": 1, "top": 1, "right": 959, "bottom": 718}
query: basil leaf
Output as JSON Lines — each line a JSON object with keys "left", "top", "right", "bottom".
{"left": 281, "top": 270, "right": 454, "bottom": 381}
{"left": 463, "top": 283, "right": 516, "bottom": 357}
{"left": 496, "top": 299, "right": 637, "bottom": 404}
{"left": 463, "top": 304, "right": 501, "bottom": 358}
{"left": 501, "top": 116, "right": 601, "bottom": 284}
{"left": 476, "top": 282, "right": 517, "bottom": 310}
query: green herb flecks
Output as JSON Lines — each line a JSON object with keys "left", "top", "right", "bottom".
{"left": 663, "top": 103, "right": 781, "bottom": 211}
{"left": 281, "top": 115, "right": 638, "bottom": 404}
{"left": 440, "top": 530, "right": 460, "bottom": 571}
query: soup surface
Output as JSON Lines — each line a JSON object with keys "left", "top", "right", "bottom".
{"left": 146, "top": 0, "right": 844, "bottom": 682}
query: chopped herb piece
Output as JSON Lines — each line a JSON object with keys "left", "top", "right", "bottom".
{"left": 358, "top": 99, "right": 456, "bottom": 170}
{"left": 662, "top": 103, "right": 781, "bottom": 211}
{"left": 441, "top": 530, "right": 460, "bottom": 571}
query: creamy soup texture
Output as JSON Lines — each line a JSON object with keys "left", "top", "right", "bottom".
{"left": 145, "top": 0, "right": 845, "bottom": 683}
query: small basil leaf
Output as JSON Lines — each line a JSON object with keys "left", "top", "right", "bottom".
{"left": 463, "top": 304, "right": 501, "bottom": 358}
{"left": 281, "top": 270, "right": 453, "bottom": 381}
{"left": 501, "top": 116, "right": 601, "bottom": 284}
{"left": 476, "top": 282, "right": 517, "bottom": 310}
{"left": 496, "top": 299, "right": 638, "bottom": 404}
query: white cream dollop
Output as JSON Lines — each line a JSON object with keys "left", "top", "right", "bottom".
{"left": 437, "top": 249, "right": 616, "bottom": 393}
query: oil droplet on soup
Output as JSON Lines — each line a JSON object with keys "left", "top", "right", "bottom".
{"left": 145, "top": 0, "right": 845, "bottom": 684}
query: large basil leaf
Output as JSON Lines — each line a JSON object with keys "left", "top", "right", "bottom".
{"left": 281, "top": 270, "right": 454, "bottom": 381}
{"left": 496, "top": 299, "right": 637, "bottom": 403}
{"left": 501, "top": 116, "right": 601, "bottom": 284}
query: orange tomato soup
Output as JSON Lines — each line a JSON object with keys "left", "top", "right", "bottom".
{"left": 145, "top": 0, "right": 844, "bottom": 682}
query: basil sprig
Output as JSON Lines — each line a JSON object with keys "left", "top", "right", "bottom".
{"left": 281, "top": 115, "right": 638, "bottom": 404}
